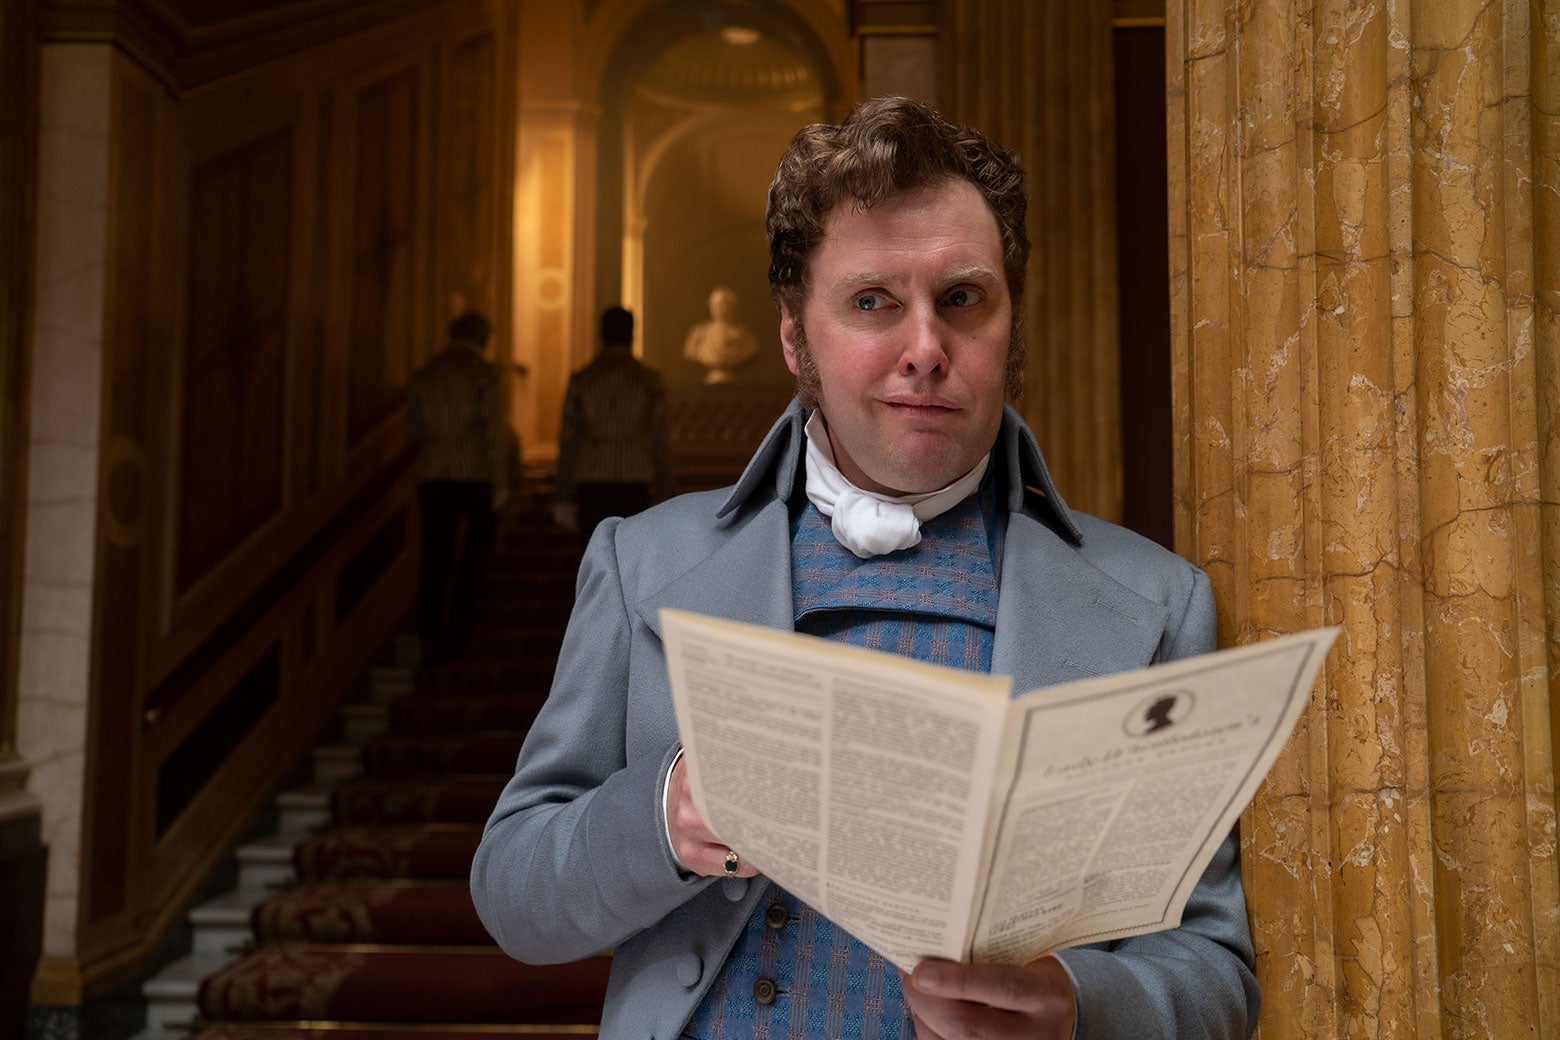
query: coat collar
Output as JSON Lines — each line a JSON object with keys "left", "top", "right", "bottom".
{"left": 653, "top": 399, "right": 1163, "bottom": 689}
{"left": 716, "top": 398, "right": 1083, "bottom": 545}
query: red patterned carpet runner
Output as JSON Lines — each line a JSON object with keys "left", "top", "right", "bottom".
{"left": 191, "top": 505, "right": 605, "bottom": 1039}
{"left": 292, "top": 826, "right": 481, "bottom": 882}
{"left": 195, "top": 1030, "right": 596, "bottom": 1040}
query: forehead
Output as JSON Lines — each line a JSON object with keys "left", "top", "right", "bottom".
{"left": 808, "top": 178, "right": 1004, "bottom": 282}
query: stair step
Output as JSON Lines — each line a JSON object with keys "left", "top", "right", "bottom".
{"left": 340, "top": 701, "right": 392, "bottom": 742}
{"left": 292, "top": 824, "right": 482, "bottom": 881}
{"left": 275, "top": 783, "right": 333, "bottom": 834}
{"left": 368, "top": 665, "right": 416, "bottom": 701}
{"left": 189, "top": 889, "right": 267, "bottom": 955}
{"left": 198, "top": 946, "right": 611, "bottom": 1024}
{"left": 252, "top": 881, "right": 490, "bottom": 945}
{"left": 361, "top": 733, "right": 524, "bottom": 777}
{"left": 392, "top": 632, "right": 421, "bottom": 667}
{"left": 187, "top": 1027, "right": 599, "bottom": 1040}
{"left": 330, "top": 777, "right": 506, "bottom": 826}
{"left": 235, "top": 833, "right": 297, "bottom": 891}
{"left": 310, "top": 743, "right": 361, "bottom": 786}
{"left": 142, "top": 952, "right": 235, "bottom": 1040}
{"left": 132, "top": 524, "right": 580, "bottom": 1036}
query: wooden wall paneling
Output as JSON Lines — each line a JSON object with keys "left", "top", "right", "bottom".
{"left": 290, "top": 85, "right": 333, "bottom": 508}
{"left": 138, "top": 473, "right": 417, "bottom": 990}
{"left": 1, "top": 0, "right": 40, "bottom": 766}
{"left": 155, "top": 95, "right": 317, "bottom": 669}
{"left": 78, "top": 56, "right": 170, "bottom": 954}
{"left": 346, "top": 61, "right": 424, "bottom": 448}
{"left": 439, "top": 30, "right": 499, "bottom": 326}
{"left": 0, "top": 0, "right": 45, "bottom": 1024}
{"left": 57, "top": 1, "right": 509, "bottom": 993}
{"left": 175, "top": 129, "right": 295, "bottom": 592}
{"left": 319, "top": 81, "right": 352, "bottom": 493}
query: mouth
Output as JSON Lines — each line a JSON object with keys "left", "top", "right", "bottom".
{"left": 881, "top": 396, "right": 960, "bottom": 417}
{"left": 886, "top": 394, "right": 954, "bottom": 411}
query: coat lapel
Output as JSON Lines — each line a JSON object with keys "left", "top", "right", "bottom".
{"left": 636, "top": 400, "right": 804, "bottom": 640}
{"left": 634, "top": 496, "right": 797, "bottom": 641}
{"left": 992, "top": 509, "right": 1169, "bottom": 692}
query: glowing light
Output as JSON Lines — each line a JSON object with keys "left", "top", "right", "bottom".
{"left": 720, "top": 26, "right": 761, "bottom": 46}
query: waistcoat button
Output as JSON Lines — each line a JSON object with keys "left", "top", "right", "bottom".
{"left": 753, "top": 978, "right": 778, "bottom": 1005}
{"left": 764, "top": 903, "right": 790, "bottom": 929}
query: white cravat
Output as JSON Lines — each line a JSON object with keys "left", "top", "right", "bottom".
{"left": 803, "top": 411, "right": 989, "bottom": 559}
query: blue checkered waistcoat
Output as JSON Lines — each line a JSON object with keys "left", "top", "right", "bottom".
{"left": 683, "top": 484, "right": 1004, "bottom": 1040}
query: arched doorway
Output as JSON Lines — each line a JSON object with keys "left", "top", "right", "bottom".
{"left": 591, "top": 0, "right": 848, "bottom": 481}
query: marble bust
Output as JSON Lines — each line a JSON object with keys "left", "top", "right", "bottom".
{"left": 683, "top": 286, "right": 759, "bottom": 385}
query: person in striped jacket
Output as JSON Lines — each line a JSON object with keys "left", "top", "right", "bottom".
{"left": 407, "top": 310, "right": 508, "bottom": 663}
{"left": 553, "top": 306, "right": 673, "bottom": 536}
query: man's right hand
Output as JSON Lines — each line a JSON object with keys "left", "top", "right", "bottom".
{"left": 665, "top": 756, "right": 760, "bottom": 878}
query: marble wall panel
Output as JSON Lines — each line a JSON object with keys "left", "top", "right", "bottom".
{"left": 20, "top": 41, "right": 111, "bottom": 963}
{"left": 1170, "top": 0, "right": 1560, "bottom": 1034}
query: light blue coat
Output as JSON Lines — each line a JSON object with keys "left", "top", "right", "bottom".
{"left": 471, "top": 402, "right": 1259, "bottom": 1040}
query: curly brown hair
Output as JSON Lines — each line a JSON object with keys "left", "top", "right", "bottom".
{"left": 765, "top": 96, "right": 1030, "bottom": 403}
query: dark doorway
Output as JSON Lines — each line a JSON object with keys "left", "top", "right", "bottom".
{"left": 1113, "top": 25, "right": 1173, "bottom": 549}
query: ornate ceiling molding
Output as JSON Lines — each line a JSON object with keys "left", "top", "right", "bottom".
{"left": 38, "top": 0, "right": 434, "bottom": 93}
{"left": 638, "top": 28, "right": 822, "bottom": 109}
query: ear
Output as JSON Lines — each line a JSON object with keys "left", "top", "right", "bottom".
{"left": 778, "top": 300, "right": 801, "bottom": 376}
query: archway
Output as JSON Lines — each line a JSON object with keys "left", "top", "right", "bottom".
{"left": 589, "top": 0, "right": 849, "bottom": 479}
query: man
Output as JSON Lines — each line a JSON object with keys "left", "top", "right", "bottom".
{"left": 473, "top": 98, "right": 1258, "bottom": 1039}
{"left": 553, "top": 306, "right": 674, "bottom": 535}
{"left": 407, "top": 310, "right": 507, "bottom": 663}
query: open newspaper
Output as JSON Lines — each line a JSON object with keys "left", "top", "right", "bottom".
{"left": 661, "top": 609, "right": 1338, "bottom": 971}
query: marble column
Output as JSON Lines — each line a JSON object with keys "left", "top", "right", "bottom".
{"left": 941, "top": 0, "right": 1124, "bottom": 522}
{"left": 17, "top": 41, "right": 112, "bottom": 1005}
{"left": 1169, "top": 0, "right": 1560, "bottom": 1036}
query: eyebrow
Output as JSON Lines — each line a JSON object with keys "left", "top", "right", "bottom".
{"left": 825, "top": 265, "right": 1002, "bottom": 296}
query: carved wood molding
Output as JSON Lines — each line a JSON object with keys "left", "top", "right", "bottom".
{"left": 1, "top": 0, "right": 39, "bottom": 773}
{"left": 38, "top": 0, "right": 439, "bottom": 93}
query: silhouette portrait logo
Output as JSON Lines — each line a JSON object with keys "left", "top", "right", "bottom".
{"left": 1124, "top": 689, "right": 1196, "bottom": 737}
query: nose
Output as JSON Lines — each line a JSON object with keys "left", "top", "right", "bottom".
{"left": 898, "top": 310, "right": 950, "bottom": 376}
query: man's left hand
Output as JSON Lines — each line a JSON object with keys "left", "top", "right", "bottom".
{"left": 901, "top": 956, "right": 1077, "bottom": 1040}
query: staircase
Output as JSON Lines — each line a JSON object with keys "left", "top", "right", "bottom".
{"left": 136, "top": 500, "right": 610, "bottom": 1040}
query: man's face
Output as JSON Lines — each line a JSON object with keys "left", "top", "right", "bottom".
{"left": 780, "top": 178, "right": 1012, "bottom": 496}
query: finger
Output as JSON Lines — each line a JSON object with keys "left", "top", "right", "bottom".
{"left": 666, "top": 764, "right": 718, "bottom": 846}
{"left": 676, "top": 841, "right": 762, "bottom": 879}
{"left": 666, "top": 762, "right": 761, "bottom": 878}
{"left": 907, "top": 1009, "right": 946, "bottom": 1040}
{"left": 905, "top": 982, "right": 1037, "bottom": 1040}
{"left": 909, "top": 957, "right": 1065, "bottom": 1013}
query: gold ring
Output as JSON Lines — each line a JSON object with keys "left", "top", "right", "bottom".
{"left": 723, "top": 849, "right": 740, "bottom": 875}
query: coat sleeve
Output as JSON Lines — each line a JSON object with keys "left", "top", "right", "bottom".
{"left": 1054, "top": 568, "right": 1262, "bottom": 1040}
{"left": 469, "top": 518, "right": 711, "bottom": 963}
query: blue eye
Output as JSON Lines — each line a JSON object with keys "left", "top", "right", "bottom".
{"left": 854, "top": 294, "right": 885, "bottom": 311}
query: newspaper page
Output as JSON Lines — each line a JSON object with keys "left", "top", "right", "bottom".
{"left": 662, "top": 608, "right": 1337, "bottom": 971}
{"left": 661, "top": 609, "right": 1011, "bottom": 968}
{"left": 967, "top": 628, "right": 1336, "bottom": 962}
